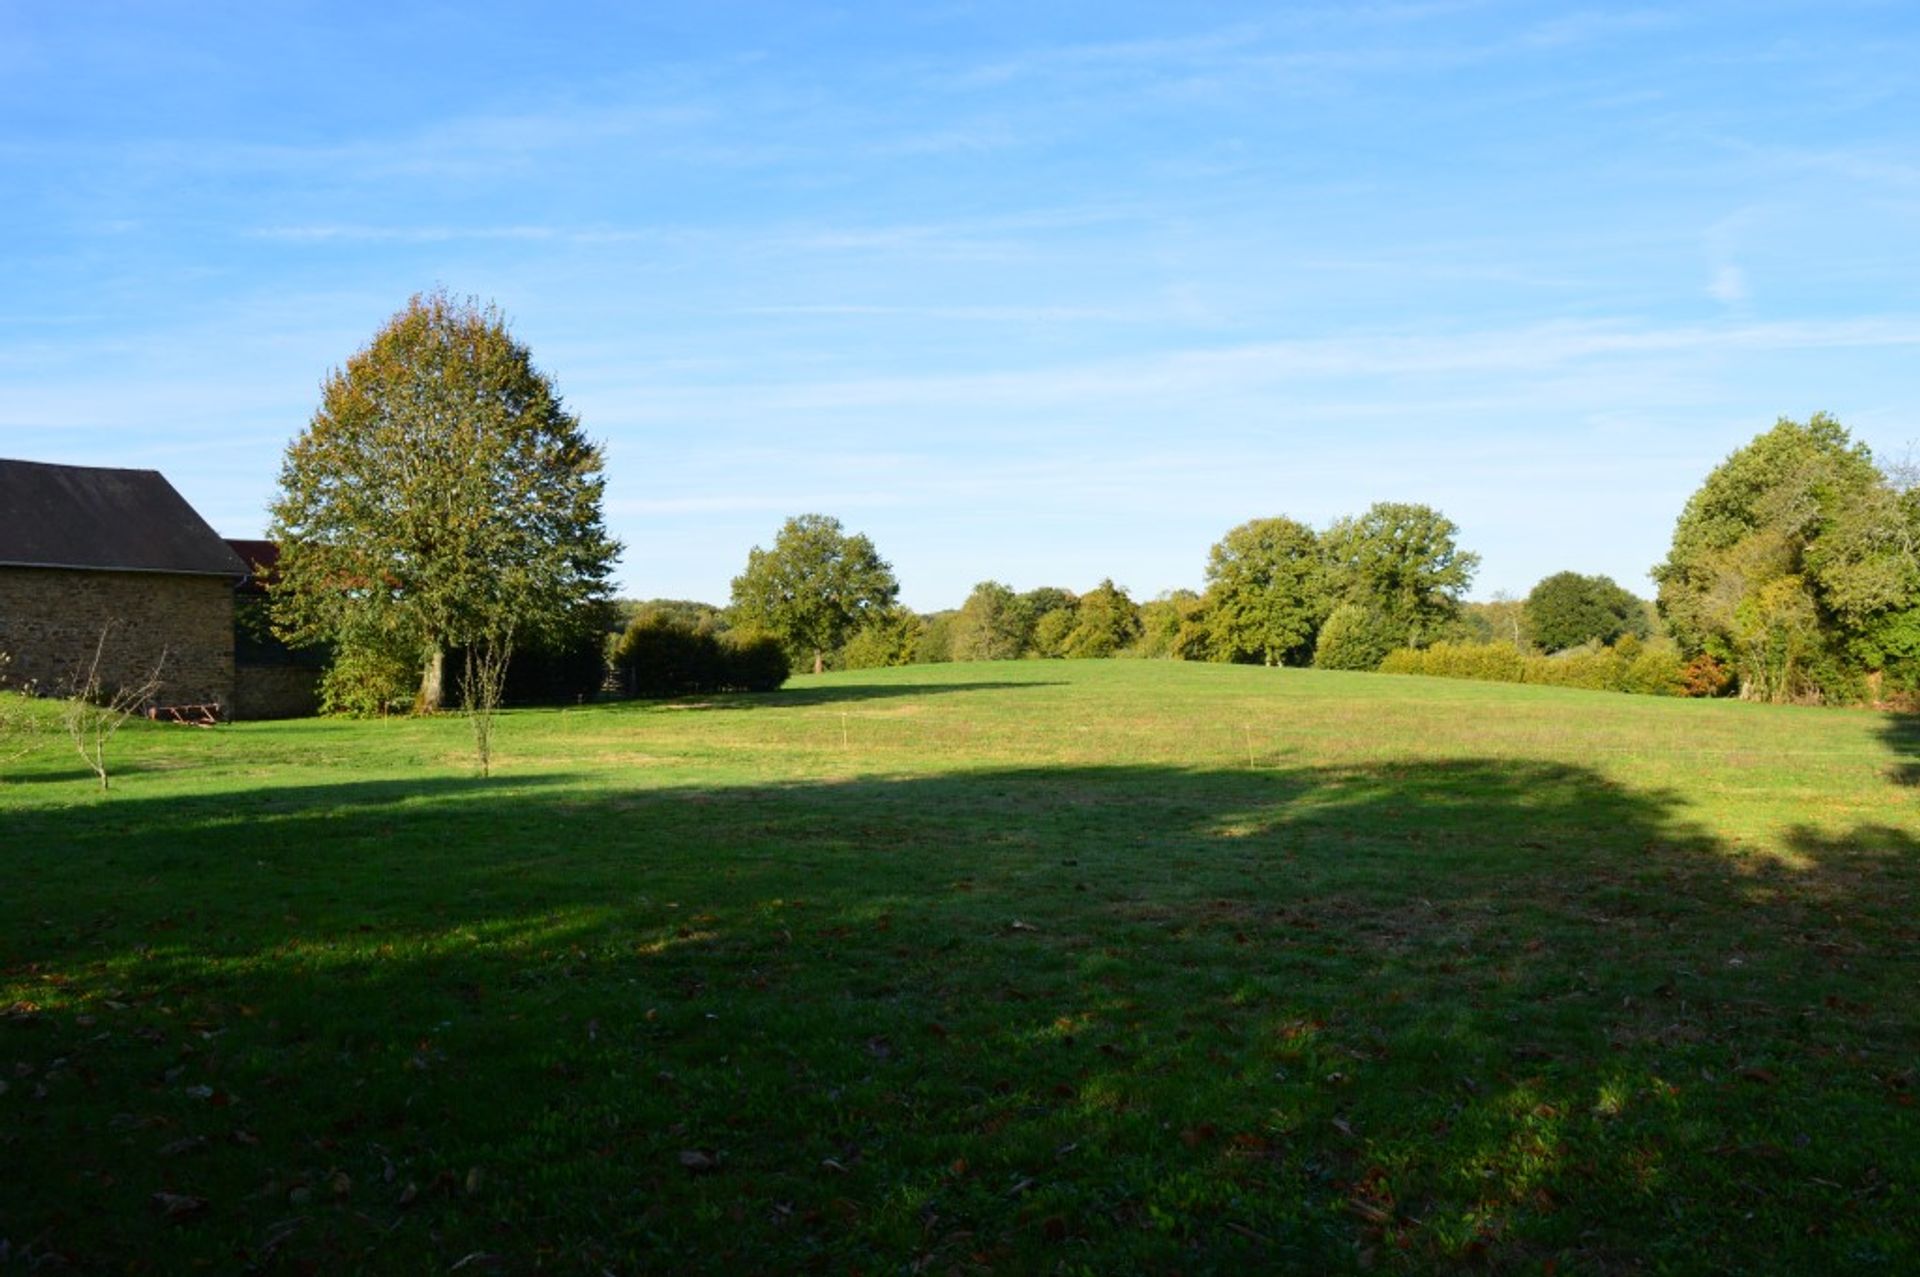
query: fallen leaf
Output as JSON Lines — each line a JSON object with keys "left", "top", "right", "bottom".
{"left": 1348, "top": 1198, "right": 1392, "bottom": 1225}
{"left": 150, "top": 1191, "right": 207, "bottom": 1220}
{"left": 679, "top": 1149, "right": 720, "bottom": 1173}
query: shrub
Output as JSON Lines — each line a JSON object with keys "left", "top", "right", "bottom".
{"left": 448, "top": 625, "right": 611, "bottom": 707}
{"left": 1313, "top": 604, "right": 1397, "bottom": 671}
{"left": 1681, "top": 654, "right": 1734, "bottom": 698}
{"left": 1622, "top": 646, "right": 1686, "bottom": 696}
{"left": 611, "top": 614, "right": 790, "bottom": 697}
{"left": 613, "top": 614, "right": 723, "bottom": 698}
{"left": 1538, "top": 644, "right": 1628, "bottom": 692}
{"left": 319, "top": 639, "right": 418, "bottom": 717}
{"left": 1379, "top": 639, "right": 1689, "bottom": 697}
{"left": 1380, "top": 641, "right": 1527, "bottom": 682}
{"left": 720, "top": 630, "right": 791, "bottom": 692}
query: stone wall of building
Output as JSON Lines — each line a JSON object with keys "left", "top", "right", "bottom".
{"left": 0, "top": 566, "right": 235, "bottom": 708}
{"left": 233, "top": 664, "right": 322, "bottom": 720}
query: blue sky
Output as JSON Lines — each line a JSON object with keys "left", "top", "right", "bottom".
{"left": 4, "top": 2, "right": 1917, "bottom": 610}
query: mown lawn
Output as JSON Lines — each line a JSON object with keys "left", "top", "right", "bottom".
{"left": 3, "top": 660, "right": 1916, "bottom": 1273}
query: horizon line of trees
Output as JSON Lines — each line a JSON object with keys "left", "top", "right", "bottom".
{"left": 253, "top": 295, "right": 1916, "bottom": 714}
{"left": 630, "top": 414, "right": 1918, "bottom": 709}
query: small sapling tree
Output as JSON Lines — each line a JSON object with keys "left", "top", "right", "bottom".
{"left": 461, "top": 622, "right": 515, "bottom": 777}
{"left": 63, "top": 625, "right": 167, "bottom": 792}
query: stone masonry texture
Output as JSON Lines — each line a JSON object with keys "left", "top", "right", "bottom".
{"left": 0, "top": 566, "right": 235, "bottom": 708}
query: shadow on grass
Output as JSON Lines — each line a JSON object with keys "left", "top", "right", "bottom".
{"left": 650, "top": 679, "right": 1066, "bottom": 712}
{"left": 1878, "top": 710, "right": 1920, "bottom": 785}
{"left": 4, "top": 761, "right": 1916, "bottom": 1273}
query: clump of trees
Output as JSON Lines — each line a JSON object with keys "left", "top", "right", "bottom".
{"left": 1654, "top": 413, "right": 1920, "bottom": 704}
{"left": 711, "top": 501, "right": 1481, "bottom": 675}
{"left": 1184, "top": 502, "right": 1479, "bottom": 669}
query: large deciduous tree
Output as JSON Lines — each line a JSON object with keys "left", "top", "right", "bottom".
{"left": 950, "top": 581, "right": 1031, "bottom": 661}
{"left": 1654, "top": 413, "right": 1916, "bottom": 702}
{"left": 1063, "top": 579, "right": 1142, "bottom": 658}
{"left": 1525, "top": 572, "right": 1650, "bottom": 653}
{"left": 1202, "top": 516, "right": 1327, "bottom": 666}
{"left": 269, "top": 290, "right": 618, "bottom": 713}
{"left": 1321, "top": 502, "right": 1479, "bottom": 650}
{"left": 729, "top": 514, "right": 899, "bottom": 674}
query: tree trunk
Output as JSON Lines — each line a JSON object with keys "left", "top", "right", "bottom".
{"left": 417, "top": 643, "right": 445, "bottom": 714}
{"left": 812, "top": 649, "right": 824, "bottom": 676}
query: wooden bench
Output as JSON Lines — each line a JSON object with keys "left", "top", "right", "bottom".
{"left": 146, "top": 703, "right": 223, "bottom": 727}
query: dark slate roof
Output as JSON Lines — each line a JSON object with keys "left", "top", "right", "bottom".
{"left": 0, "top": 458, "right": 249, "bottom": 578}
{"left": 225, "top": 538, "right": 281, "bottom": 595}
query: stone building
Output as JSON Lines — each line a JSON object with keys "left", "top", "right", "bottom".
{"left": 226, "top": 537, "right": 325, "bottom": 719}
{"left": 0, "top": 458, "right": 248, "bottom": 709}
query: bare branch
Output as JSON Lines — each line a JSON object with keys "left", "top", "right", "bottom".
{"left": 62, "top": 623, "right": 168, "bottom": 792}
{"left": 461, "top": 622, "right": 515, "bottom": 777}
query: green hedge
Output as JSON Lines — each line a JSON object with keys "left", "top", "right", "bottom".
{"left": 1378, "top": 640, "right": 1690, "bottom": 696}
{"left": 611, "top": 615, "right": 789, "bottom": 697}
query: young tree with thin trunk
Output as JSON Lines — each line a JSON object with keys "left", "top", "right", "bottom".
{"left": 63, "top": 624, "right": 167, "bottom": 792}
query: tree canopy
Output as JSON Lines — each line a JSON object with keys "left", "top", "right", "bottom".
{"left": 268, "top": 290, "right": 617, "bottom": 712}
{"left": 950, "top": 581, "right": 1030, "bottom": 661}
{"left": 1525, "top": 572, "right": 1650, "bottom": 653}
{"left": 1202, "top": 516, "right": 1326, "bottom": 666}
{"left": 1062, "top": 579, "right": 1142, "bottom": 658}
{"left": 1321, "top": 502, "right": 1479, "bottom": 649}
{"left": 1655, "top": 414, "right": 1920, "bottom": 701}
{"left": 729, "top": 514, "right": 899, "bottom": 673}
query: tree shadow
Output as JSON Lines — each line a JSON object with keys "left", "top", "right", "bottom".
{"left": 4, "top": 760, "right": 1916, "bottom": 1273}
{"left": 1877, "top": 711, "right": 1920, "bottom": 785}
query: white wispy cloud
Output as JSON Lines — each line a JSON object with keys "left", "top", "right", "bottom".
{"left": 581, "top": 316, "right": 1920, "bottom": 423}
{"left": 737, "top": 303, "right": 1147, "bottom": 323}
{"left": 1708, "top": 264, "right": 1748, "bottom": 304}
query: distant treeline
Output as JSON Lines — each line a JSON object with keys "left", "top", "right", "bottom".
{"left": 613, "top": 413, "right": 1919, "bottom": 708}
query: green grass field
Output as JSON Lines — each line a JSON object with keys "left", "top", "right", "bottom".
{"left": 4, "top": 661, "right": 1916, "bottom": 1273}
